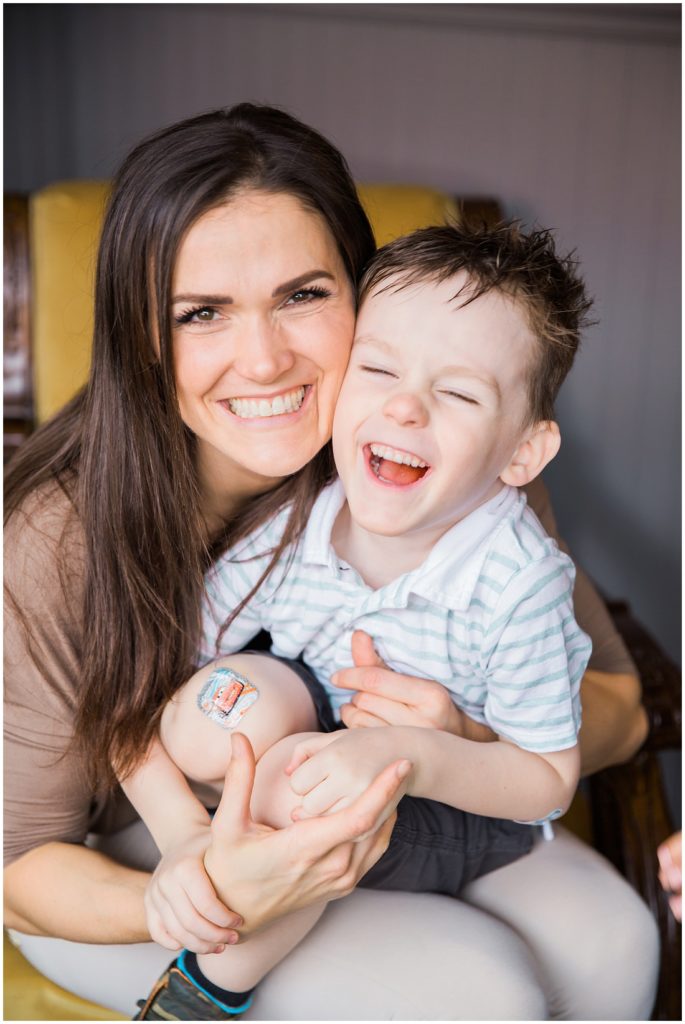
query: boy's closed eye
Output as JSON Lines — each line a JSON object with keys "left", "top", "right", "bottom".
{"left": 437, "top": 389, "right": 481, "bottom": 405}
{"left": 359, "top": 364, "right": 398, "bottom": 377}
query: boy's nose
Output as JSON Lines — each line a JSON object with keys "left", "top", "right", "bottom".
{"left": 382, "top": 391, "right": 429, "bottom": 428}
{"left": 232, "top": 318, "right": 296, "bottom": 382}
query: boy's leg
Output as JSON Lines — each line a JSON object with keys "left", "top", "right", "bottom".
{"left": 136, "top": 732, "right": 327, "bottom": 1020}
{"left": 189, "top": 747, "right": 533, "bottom": 1006}
{"left": 358, "top": 796, "right": 535, "bottom": 896}
{"left": 198, "top": 731, "right": 324, "bottom": 991}
{"left": 159, "top": 654, "right": 320, "bottom": 788}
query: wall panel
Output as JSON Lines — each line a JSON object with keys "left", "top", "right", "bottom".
{"left": 4, "top": 3, "right": 680, "bottom": 659}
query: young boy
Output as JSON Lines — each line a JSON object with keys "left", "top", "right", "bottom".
{"left": 131, "top": 222, "right": 593, "bottom": 1020}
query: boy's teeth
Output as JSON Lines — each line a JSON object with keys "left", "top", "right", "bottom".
{"left": 369, "top": 443, "right": 427, "bottom": 468}
{"left": 228, "top": 386, "right": 305, "bottom": 418}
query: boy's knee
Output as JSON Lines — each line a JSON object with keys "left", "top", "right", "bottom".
{"left": 213, "top": 654, "right": 317, "bottom": 741}
{"left": 161, "top": 655, "right": 318, "bottom": 781}
{"left": 251, "top": 732, "right": 321, "bottom": 830}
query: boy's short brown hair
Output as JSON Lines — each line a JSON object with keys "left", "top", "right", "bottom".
{"left": 359, "top": 221, "right": 594, "bottom": 423}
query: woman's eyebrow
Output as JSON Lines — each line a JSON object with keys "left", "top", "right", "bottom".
{"left": 271, "top": 270, "right": 335, "bottom": 297}
{"left": 171, "top": 270, "right": 335, "bottom": 306}
{"left": 172, "top": 292, "right": 232, "bottom": 305}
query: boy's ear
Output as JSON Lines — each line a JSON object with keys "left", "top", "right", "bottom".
{"left": 500, "top": 421, "right": 561, "bottom": 487}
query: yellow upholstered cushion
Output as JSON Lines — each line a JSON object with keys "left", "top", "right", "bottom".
{"left": 30, "top": 181, "right": 109, "bottom": 423}
{"left": 3, "top": 931, "right": 125, "bottom": 1020}
{"left": 29, "top": 181, "right": 459, "bottom": 423}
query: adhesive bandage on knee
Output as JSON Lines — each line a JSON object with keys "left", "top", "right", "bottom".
{"left": 197, "top": 666, "right": 259, "bottom": 728}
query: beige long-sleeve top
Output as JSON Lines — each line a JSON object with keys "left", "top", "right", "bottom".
{"left": 4, "top": 477, "right": 636, "bottom": 867}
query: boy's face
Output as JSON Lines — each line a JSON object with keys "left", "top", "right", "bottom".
{"left": 332, "top": 272, "right": 538, "bottom": 543}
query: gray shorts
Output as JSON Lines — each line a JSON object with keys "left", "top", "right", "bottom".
{"left": 274, "top": 653, "right": 534, "bottom": 896}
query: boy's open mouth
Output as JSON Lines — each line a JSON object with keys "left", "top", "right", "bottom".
{"left": 365, "top": 443, "right": 430, "bottom": 486}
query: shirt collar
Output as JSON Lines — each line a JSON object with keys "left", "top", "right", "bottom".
{"left": 301, "top": 480, "right": 521, "bottom": 610}
{"left": 407, "top": 486, "right": 520, "bottom": 610}
{"left": 301, "top": 478, "right": 348, "bottom": 568}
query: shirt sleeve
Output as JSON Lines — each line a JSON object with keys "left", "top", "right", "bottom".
{"left": 524, "top": 477, "right": 637, "bottom": 677}
{"left": 481, "top": 552, "right": 591, "bottom": 753}
{"left": 4, "top": 491, "right": 94, "bottom": 866}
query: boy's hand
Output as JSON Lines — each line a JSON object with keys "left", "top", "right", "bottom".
{"left": 145, "top": 830, "right": 242, "bottom": 954}
{"left": 285, "top": 727, "right": 412, "bottom": 820}
{"left": 334, "top": 631, "right": 494, "bottom": 741}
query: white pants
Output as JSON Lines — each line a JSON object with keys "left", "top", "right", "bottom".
{"left": 10, "top": 824, "right": 659, "bottom": 1020}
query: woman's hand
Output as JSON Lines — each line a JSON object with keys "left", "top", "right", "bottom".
{"left": 285, "top": 729, "right": 410, "bottom": 819}
{"left": 145, "top": 830, "right": 243, "bottom": 954}
{"left": 335, "top": 631, "right": 496, "bottom": 741}
{"left": 204, "top": 732, "right": 411, "bottom": 936}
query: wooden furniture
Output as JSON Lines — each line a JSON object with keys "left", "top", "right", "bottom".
{"left": 3, "top": 185, "right": 681, "bottom": 1020}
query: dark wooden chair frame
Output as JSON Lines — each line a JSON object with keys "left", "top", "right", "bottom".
{"left": 3, "top": 192, "right": 681, "bottom": 1019}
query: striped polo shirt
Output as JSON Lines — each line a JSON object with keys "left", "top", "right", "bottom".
{"left": 202, "top": 480, "right": 589, "bottom": 754}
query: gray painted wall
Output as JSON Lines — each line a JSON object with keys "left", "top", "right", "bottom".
{"left": 5, "top": 3, "right": 681, "bottom": 663}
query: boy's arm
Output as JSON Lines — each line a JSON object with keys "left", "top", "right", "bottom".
{"left": 289, "top": 726, "right": 580, "bottom": 822}
{"left": 119, "top": 736, "right": 211, "bottom": 853}
{"left": 404, "top": 729, "right": 580, "bottom": 820}
{"left": 291, "top": 552, "right": 585, "bottom": 822}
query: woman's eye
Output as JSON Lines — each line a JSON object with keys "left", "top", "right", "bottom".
{"left": 174, "top": 305, "right": 220, "bottom": 326}
{"left": 286, "top": 286, "right": 331, "bottom": 305}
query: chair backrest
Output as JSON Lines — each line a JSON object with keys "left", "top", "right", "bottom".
{"left": 27, "top": 181, "right": 460, "bottom": 423}
{"left": 30, "top": 181, "right": 110, "bottom": 423}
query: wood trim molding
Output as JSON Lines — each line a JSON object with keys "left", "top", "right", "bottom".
{"left": 4, "top": 193, "right": 34, "bottom": 458}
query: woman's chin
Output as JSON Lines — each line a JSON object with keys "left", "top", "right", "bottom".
{"left": 198, "top": 434, "right": 326, "bottom": 490}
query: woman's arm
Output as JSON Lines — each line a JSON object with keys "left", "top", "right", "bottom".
{"left": 338, "top": 635, "right": 646, "bottom": 777}
{"left": 4, "top": 735, "right": 410, "bottom": 944}
{"left": 525, "top": 477, "right": 648, "bottom": 774}
{"left": 4, "top": 843, "right": 150, "bottom": 942}
{"left": 576, "top": 667, "right": 647, "bottom": 775}
{"left": 3, "top": 492, "right": 409, "bottom": 946}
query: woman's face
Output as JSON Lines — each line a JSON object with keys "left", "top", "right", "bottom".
{"left": 171, "top": 189, "right": 355, "bottom": 498}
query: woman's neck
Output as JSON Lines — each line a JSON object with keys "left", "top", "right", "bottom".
{"left": 197, "top": 443, "right": 284, "bottom": 536}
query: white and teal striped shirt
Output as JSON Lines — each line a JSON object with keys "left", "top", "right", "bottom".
{"left": 202, "top": 481, "right": 589, "bottom": 754}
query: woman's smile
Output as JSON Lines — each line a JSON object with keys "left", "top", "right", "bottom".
{"left": 222, "top": 384, "right": 309, "bottom": 420}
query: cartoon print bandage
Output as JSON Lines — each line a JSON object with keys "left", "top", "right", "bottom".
{"left": 197, "top": 667, "right": 259, "bottom": 728}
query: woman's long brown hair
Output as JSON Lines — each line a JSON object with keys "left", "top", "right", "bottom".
{"left": 4, "top": 104, "right": 375, "bottom": 790}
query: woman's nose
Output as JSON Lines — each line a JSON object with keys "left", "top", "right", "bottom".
{"left": 233, "top": 318, "right": 296, "bottom": 383}
{"left": 382, "top": 391, "right": 429, "bottom": 428}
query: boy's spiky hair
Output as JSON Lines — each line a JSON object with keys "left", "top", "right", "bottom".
{"left": 359, "top": 221, "right": 595, "bottom": 423}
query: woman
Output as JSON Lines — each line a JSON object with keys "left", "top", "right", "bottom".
{"left": 4, "top": 103, "right": 658, "bottom": 1019}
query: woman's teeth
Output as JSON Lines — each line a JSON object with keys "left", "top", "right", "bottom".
{"left": 227, "top": 386, "right": 306, "bottom": 419}
{"left": 369, "top": 443, "right": 427, "bottom": 469}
